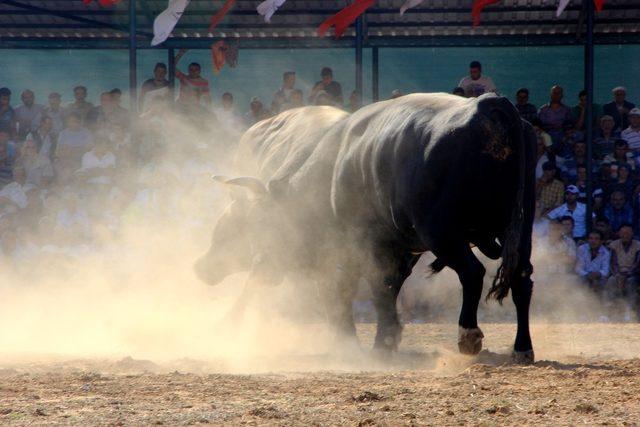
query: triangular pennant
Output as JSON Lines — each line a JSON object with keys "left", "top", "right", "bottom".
{"left": 151, "top": 0, "right": 190, "bottom": 46}
{"left": 257, "top": 0, "right": 287, "bottom": 22}
{"left": 317, "top": 0, "right": 375, "bottom": 38}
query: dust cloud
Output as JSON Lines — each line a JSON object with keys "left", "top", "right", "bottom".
{"left": 0, "top": 104, "right": 633, "bottom": 377}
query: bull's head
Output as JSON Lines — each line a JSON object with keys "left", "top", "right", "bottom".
{"left": 194, "top": 175, "right": 290, "bottom": 287}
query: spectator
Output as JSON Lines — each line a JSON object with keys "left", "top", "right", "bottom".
{"left": 594, "top": 217, "right": 613, "bottom": 245}
{"left": 538, "top": 85, "right": 572, "bottom": 145}
{"left": 0, "top": 87, "right": 16, "bottom": 137}
{"left": 573, "top": 164, "right": 591, "bottom": 203}
{"left": 0, "top": 132, "right": 16, "bottom": 186}
{"left": 290, "top": 89, "right": 304, "bottom": 108}
{"left": 606, "top": 224, "right": 640, "bottom": 319}
{"left": 452, "top": 87, "right": 465, "bottom": 97}
{"left": 55, "top": 192, "right": 91, "bottom": 244}
{"left": 313, "top": 91, "right": 333, "bottom": 106}
{"left": 575, "top": 230, "right": 611, "bottom": 291}
{"left": 16, "top": 135, "right": 54, "bottom": 189}
{"left": 65, "top": 86, "right": 94, "bottom": 125}
{"left": 213, "top": 92, "right": 243, "bottom": 132}
{"left": 86, "top": 92, "right": 115, "bottom": 130}
{"left": 273, "top": 71, "right": 297, "bottom": 109}
{"left": 543, "top": 216, "right": 577, "bottom": 270}
{"left": 56, "top": 113, "right": 93, "bottom": 181}
{"left": 593, "top": 188, "right": 606, "bottom": 218}
{"left": 535, "top": 130, "right": 552, "bottom": 179}
{"left": 14, "top": 89, "right": 44, "bottom": 141}
{"left": 571, "top": 89, "right": 602, "bottom": 132}
{"left": 603, "top": 140, "right": 635, "bottom": 173}
{"left": 245, "top": 97, "right": 268, "bottom": 126}
{"left": 561, "top": 140, "right": 589, "bottom": 183}
{"left": 515, "top": 88, "right": 537, "bottom": 123}
{"left": 174, "top": 49, "right": 212, "bottom": 106}
{"left": 310, "top": 67, "right": 343, "bottom": 105}
{"left": 0, "top": 166, "right": 32, "bottom": 215}
{"left": 32, "top": 116, "right": 57, "bottom": 159}
{"left": 594, "top": 115, "right": 621, "bottom": 159}
{"left": 140, "top": 63, "right": 170, "bottom": 112}
{"left": 109, "top": 89, "right": 129, "bottom": 125}
{"left": 603, "top": 86, "right": 635, "bottom": 131}
{"left": 603, "top": 191, "right": 633, "bottom": 238}
{"left": 609, "top": 163, "right": 634, "bottom": 202}
{"left": 536, "top": 161, "right": 565, "bottom": 215}
{"left": 36, "top": 92, "right": 64, "bottom": 135}
{"left": 621, "top": 108, "right": 640, "bottom": 151}
{"left": 77, "top": 136, "right": 117, "bottom": 188}
{"left": 457, "top": 60, "right": 496, "bottom": 98}
{"left": 547, "top": 185, "right": 589, "bottom": 240}
{"left": 348, "top": 90, "right": 361, "bottom": 112}
{"left": 271, "top": 91, "right": 286, "bottom": 115}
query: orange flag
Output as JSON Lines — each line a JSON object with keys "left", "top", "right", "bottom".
{"left": 208, "top": 0, "right": 236, "bottom": 32}
{"left": 317, "top": 0, "right": 374, "bottom": 38}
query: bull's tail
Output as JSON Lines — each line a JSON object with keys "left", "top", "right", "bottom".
{"left": 486, "top": 108, "right": 527, "bottom": 304}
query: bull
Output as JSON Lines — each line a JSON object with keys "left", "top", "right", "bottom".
{"left": 196, "top": 93, "right": 537, "bottom": 363}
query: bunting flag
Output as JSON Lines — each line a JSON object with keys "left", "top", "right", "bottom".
{"left": 555, "top": 0, "right": 571, "bottom": 17}
{"left": 257, "top": 0, "right": 287, "bottom": 22}
{"left": 211, "top": 41, "right": 239, "bottom": 74}
{"left": 471, "top": 0, "right": 500, "bottom": 26}
{"left": 208, "top": 0, "right": 236, "bottom": 32}
{"left": 317, "top": 0, "right": 375, "bottom": 38}
{"left": 82, "top": 0, "right": 119, "bottom": 6}
{"left": 151, "top": 0, "right": 190, "bottom": 46}
{"left": 400, "top": 0, "right": 424, "bottom": 15}
{"left": 557, "top": 0, "right": 606, "bottom": 17}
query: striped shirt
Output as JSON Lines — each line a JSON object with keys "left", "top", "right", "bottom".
{"left": 621, "top": 127, "right": 640, "bottom": 151}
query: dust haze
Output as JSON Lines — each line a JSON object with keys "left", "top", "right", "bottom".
{"left": 0, "top": 106, "right": 632, "bottom": 375}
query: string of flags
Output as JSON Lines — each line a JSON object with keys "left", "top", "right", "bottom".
{"left": 86, "top": 0, "right": 608, "bottom": 45}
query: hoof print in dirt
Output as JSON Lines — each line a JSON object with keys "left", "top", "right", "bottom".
{"left": 352, "top": 391, "right": 384, "bottom": 403}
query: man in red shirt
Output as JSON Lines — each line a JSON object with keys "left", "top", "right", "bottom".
{"left": 174, "top": 49, "right": 212, "bottom": 107}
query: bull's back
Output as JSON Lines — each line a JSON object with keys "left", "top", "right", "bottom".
{"left": 234, "top": 106, "right": 348, "bottom": 182}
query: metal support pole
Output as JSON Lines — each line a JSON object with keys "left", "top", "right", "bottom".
{"left": 372, "top": 47, "right": 379, "bottom": 102}
{"left": 585, "top": 0, "right": 594, "bottom": 233}
{"left": 355, "top": 16, "right": 364, "bottom": 103}
{"left": 129, "top": 0, "right": 138, "bottom": 113}
{"left": 168, "top": 47, "right": 176, "bottom": 99}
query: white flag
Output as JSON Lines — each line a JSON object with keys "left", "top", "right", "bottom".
{"left": 257, "top": 0, "right": 286, "bottom": 23}
{"left": 556, "top": 0, "right": 571, "bottom": 17}
{"left": 151, "top": 0, "right": 190, "bottom": 46}
{"left": 400, "top": 0, "right": 424, "bottom": 15}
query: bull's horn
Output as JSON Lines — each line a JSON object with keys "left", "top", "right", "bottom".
{"left": 224, "top": 177, "right": 269, "bottom": 196}
{"left": 211, "top": 175, "right": 229, "bottom": 183}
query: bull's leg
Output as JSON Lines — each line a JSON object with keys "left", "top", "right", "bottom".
{"left": 437, "top": 244, "right": 486, "bottom": 355}
{"left": 369, "top": 253, "right": 419, "bottom": 355}
{"left": 317, "top": 263, "right": 360, "bottom": 346}
{"left": 511, "top": 269, "right": 534, "bottom": 364}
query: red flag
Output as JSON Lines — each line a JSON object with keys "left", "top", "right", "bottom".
{"left": 471, "top": 0, "right": 500, "bottom": 26}
{"left": 208, "top": 0, "right": 236, "bottom": 32}
{"left": 211, "top": 41, "right": 226, "bottom": 74}
{"left": 593, "top": 0, "right": 605, "bottom": 11}
{"left": 317, "top": 0, "right": 374, "bottom": 38}
{"left": 82, "top": 0, "right": 120, "bottom": 6}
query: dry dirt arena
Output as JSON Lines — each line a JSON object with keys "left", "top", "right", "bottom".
{"left": 1, "top": 323, "right": 640, "bottom": 426}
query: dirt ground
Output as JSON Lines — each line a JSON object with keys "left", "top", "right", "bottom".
{"left": 2, "top": 323, "right": 640, "bottom": 426}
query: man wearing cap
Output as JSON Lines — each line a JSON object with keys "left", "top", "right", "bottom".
{"left": 621, "top": 108, "right": 640, "bottom": 151}
{"left": 547, "top": 185, "right": 591, "bottom": 240}
{"left": 457, "top": 61, "right": 496, "bottom": 98}
{"left": 536, "top": 161, "right": 565, "bottom": 214}
{"left": 603, "top": 86, "right": 635, "bottom": 131}
{"left": 606, "top": 224, "right": 640, "bottom": 321}
{"left": 310, "top": 67, "right": 343, "bottom": 106}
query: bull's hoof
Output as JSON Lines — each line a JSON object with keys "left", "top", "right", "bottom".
{"left": 511, "top": 349, "right": 535, "bottom": 365}
{"left": 373, "top": 324, "right": 403, "bottom": 355}
{"left": 457, "top": 326, "right": 484, "bottom": 355}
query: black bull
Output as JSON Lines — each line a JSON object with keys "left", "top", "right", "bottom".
{"left": 196, "top": 93, "right": 537, "bottom": 363}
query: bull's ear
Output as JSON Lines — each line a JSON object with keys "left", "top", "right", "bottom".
{"left": 224, "top": 177, "right": 269, "bottom": 198}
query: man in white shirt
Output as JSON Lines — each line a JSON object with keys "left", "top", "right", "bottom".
{"left": 77, "top": 137, "right": 116, "bottom": 187}
{"left": 0, "top": 166, "right": 33, "bottom": 214}
{"left": 547, "top": 185, "right": 591, "bottom": 239}
{"left": 575, "top": 230, "right": 611, "bottom": 291}
{"left": 458, "top": 61, "right": 496, "bottom": 98}
{"left": 14, "top": 89, "right": 44, "bottom": 141}
{"left": 621, "top": 108, "right": 640, "bottom": 151}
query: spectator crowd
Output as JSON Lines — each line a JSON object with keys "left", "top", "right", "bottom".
{"left": 0, "top": 54, "right": 639, "bottom": 321}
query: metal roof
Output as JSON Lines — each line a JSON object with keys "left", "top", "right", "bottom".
{"left": 1, "top": 0, "right": 640, "bottom": 48}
